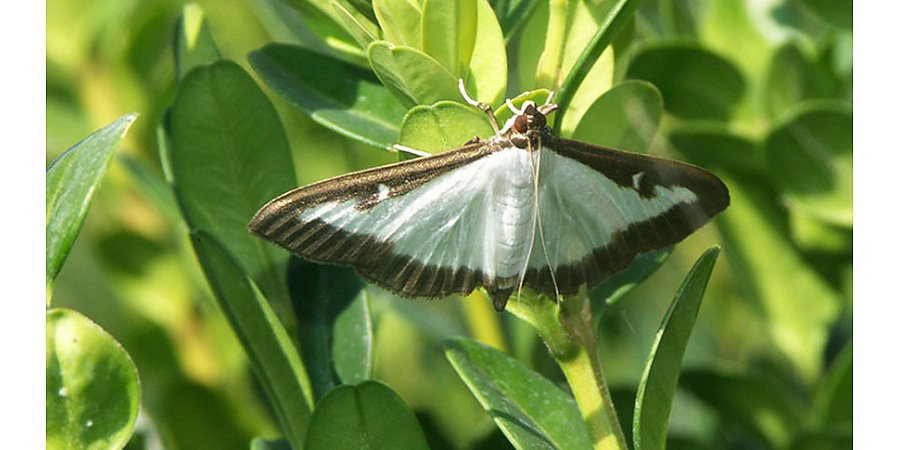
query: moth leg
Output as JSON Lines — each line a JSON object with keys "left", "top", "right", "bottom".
{"left": 391, "top": 144, "right": 432, "bottom": 158}
{"left": 458, "top": 79, "right": 501, "bottom": 135}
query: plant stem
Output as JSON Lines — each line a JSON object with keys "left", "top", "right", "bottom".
{"left": 506, "top": 292, "right": 628, "bottom": 450}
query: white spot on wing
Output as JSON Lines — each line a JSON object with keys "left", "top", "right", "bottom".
{"left": 632, "top": 172, "right": 644, "bottom": 190}
{"left": 376, "top": 183, "right": 390, "bottom": 201}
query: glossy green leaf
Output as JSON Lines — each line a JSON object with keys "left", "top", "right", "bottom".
{"left": 250, "top": 437, "right": 292, "bottom": 450}
{"left": 572, "top": 80, "right": 663, "bottom": 152}
{"left": 554, "top": 0, "right": 639, "bottom": 131}
{"left": 658, "top": 0, "right": 697, "bottom": 37}
{"left": 465, "top": 0, "right": 507, "bottom": 106}
{"left": 696, "top": 0, "right": 772, "bottom": 81}
{"left": 46, "top": 113, "right": 138, "bottom": 288}
{"left": 368, "top": 41, "right": 461, "bottom": 108}
{"left": 489, "top": 0, "right": 540, "bottom": 39}
{"left": 590, "top": 246, "right": 672, "bottom": 315}
{"left": 680, "top": 368, "right": 807, "bottom": 447}
{"left": 667, "top": 123, "right": 764, "bottom": 175}
{"left": 764, "top": 102, "right": 852, "bottom": 227}
{"left": 191, "top": 231, "right": 312, "bottom": 448}
{"left": 627, "top": 43, "right": 745, "bottom": 121}
{"left": 331, "top": 0, "right": 382, "bottom": 47}
{"left": 800, "top": 0, "right": 852, "bottom": 30}
{"left": 169, "top": 61, "right": 295, "bottom": 310}
{"left": 397, "top": 101, "right": 494, "bottom": 155}
{"left": 47, "top": 308, "right": 140, "bottom": 450}
{"left": 304, "top": 381, "right": 429, "bottom": 450}
{"left": 373, "top": 0, "right": 422, "bottom": 47}
{"left": 250, "top": 44, "right": 407, "bottom": 150}
{"left": 765, "top": 42, "right": 837, "bottom": 116}
{"left": 633, "top": 247, "right": 720, "bottom": 450}
{"left": 421, "top": 0, "right": 477, "bottom": 77}
{"left": 287, "top": 259, "right": 373, "bottom": 400}
{"left": 789, "top": 208, "right": 852, "bottom": 253}
{"left": 444, "top": 338, "right": 593, "bottom": 449}
{"left": 174, "top": 3, "right": 221, "bottom": 80}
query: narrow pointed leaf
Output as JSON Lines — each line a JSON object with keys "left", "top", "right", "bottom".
{"left": 489, "top": 0, "right": 540, "bottom": 40}
{"left": 174, "top": 3, "right": 221, "bottom": 80}
{"left": 47, "top": 308, "right": 140, "bottom": 450}
{"left": 445, "top": 338, "right": 592, "bottom": 449}
{"left": 304, "top": 381, "right": 428, "bottom": 450}
{"left": 368, "top": 41, "right": 461, "bottom": 108}
{"left": 250, "top": 44, "right": 407, "bottom": 150}
{"left": 633, "top": 246, "right": 720, "bottom": 450}
{"left": 590, "top": 246, "right": 673, "bottom": 315}
{"left": 46, "top": 112, "right": 138, "bottom": 287}
{"left": 191, "top": 231, "right": 313, "bottom": 448}
{"left": 169, "top": 61, "right": 295, "bottom": 309}
{"left": 331, "top": 0, "right": 382, "bottom": 47}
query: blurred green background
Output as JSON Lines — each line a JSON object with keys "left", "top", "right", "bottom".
{"left": 47, "top": 0, "right": 851, "bottom": 448}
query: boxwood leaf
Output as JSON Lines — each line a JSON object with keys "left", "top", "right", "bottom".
{"left": 304, "top": 381, "right": 429, "bottom": 450}
{"left": 47, "top": 308, "right": 140, "bottom": 450}
{"left": 373, "top": 0, "right": 422, "bottom": 47}
{"left": 174, "top": 3, "right": 220, "bottom": 81}
{"left": 46, "top": 112, "right": 138, "bottom": 288}
{"left": 421, "top": 0, "right": 477, "bottom": 77}
{"left": 627, "top": 42, "right": 745, "bottom": 121}
{"left": 633, "top": 246, "right": 720, "bottom": 450}
{"left": 572, "top": 80, "right": 663, "bottom": 153}
{"left": 764, "top": 42, "right": 837, "bottom": 116}
{"left": 287, "top": 259, "right": 373, "bottom": 400}
{"left": 169, "top": 61, "right": 295, "bottom": 310}
{"left": 191, "top": 231, "right": 313, "bottom": 448}
{"left": 397, "top": 101, "right": 494, "bottom": 155}
{"left": 368, "top": 41, "right": 461, "bottom": 108}
{"left": 590, "top": 246, "right": 673, "bottom": 316}
{"left": 250, "top": 44, "right": 407, "bottom": 150}
{"left": 764, "top": 102, "right": 852, "bottom": 227}
{"left": 444, "top": 337, "right": 592, "bottom": 449}
{"left": 465, "top": 0, "right": 507, "bottom": 106}
{"left": 490, "top": 0, "right": 540, "bottom": 40}
{"left": 799, "top": 0, "right": 852, "bottom": 30}
{"left": 331, "top": 0, "right": 382, "bottom": 48}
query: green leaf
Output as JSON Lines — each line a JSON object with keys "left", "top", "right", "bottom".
{"left": 667, "top": 123, "right": 764, "bottom": 175}
{"left": 250, "top": 44, "right": 407, "bottom": 150}
{"left": 696, "top": 0, "right": 773, "bottom": 82}
{"left": 764, "top": 102, "right": 852, "bottom": 227}
{"left": 633, "top": 246, "right": 720, "bottom": 450}
{"left": 465, "top": 0, "right": 508, "bottom": 106}
{"left": 191, "top": 231, "right": 313, "bottom": 448}
{"left": 572, "top": 80, "right": 663, "bottom": 152}
{"left": 287, "top": 259, "right": 373, "bottom": 400}
{"left": 373, "top": 0, "right": 422, "bottom": 47}
{"left": 331, "top": 0, "right": 382, "bottom": 48}
{"left": 118, "top": 154, "right": 182, "bottom": 227}
{"left": 444, "top": 338, "right": 593, "bottom": 449}
{"left": 554, "top": 0, "right": 639, "bottom": 131}
{"left": 397, "top": 101, "right": 494, "bottom": 154}
{"left": 799, "top": 0, "right": 852, "bottom": 30}
{"left": 590, "top": 246, "right": 672, "bottom": 314}
{"left": 368, "top": 41, "right": 461, "bottom": 108}
{"left": 169, "top": 61, "right": 295, "bottom": 311}
{"left": 174, "top": 3, "right": 221, "bottom": 81}
{"left": 47, "top": 308, "right": 140, "bottom": 450}
{"left": 627, "top": 42, "right": 745, "bottom": 121}
{"left": 679, "top": 368, "right": 807, "bottom": 447}
{"left": 764, "top": 42, "right": 837, "bottom": 116}
{"left": 46, "top": 112, "right": 138, "bottom": 288}
{"left": 421, "top": 0, "right": 477, "bottom": 77}
{"left": 304, "top": 381, "right": 429, "bottom": 450}
{"left": 489, "top": 0, "right": 540, "bottom": 40}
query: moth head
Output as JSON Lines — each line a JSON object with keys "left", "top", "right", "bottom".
{"left": 513, "top": 102, "right": 547, "bottom": 134}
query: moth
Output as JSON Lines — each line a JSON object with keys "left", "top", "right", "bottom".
{"left": 249, "top": 84, "right": 729, "bottom": 312}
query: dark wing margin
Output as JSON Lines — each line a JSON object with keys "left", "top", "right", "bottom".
{"left": 524, "top": 136, "right": 730, "bottom": 296}
{"left": 248, "top": 142, "right": 492, "bottom": 300}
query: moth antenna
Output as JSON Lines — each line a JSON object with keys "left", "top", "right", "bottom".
{"left": 517, "top": 137, "right": 540, "bottom": 301}
{"left": 533, "top": 141, "right": 562, "bottom": 304}
{"left": 544, "top": 90, "right": 556, "bottom": 106}
{"left": 505, "top": 98, "right": 524, "bottom": 116}
{"left": 458, "top": 79, "right": 500, "bottom": 134}
{"left": 392, "top": 144, "right": 432, "bottom": 158}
